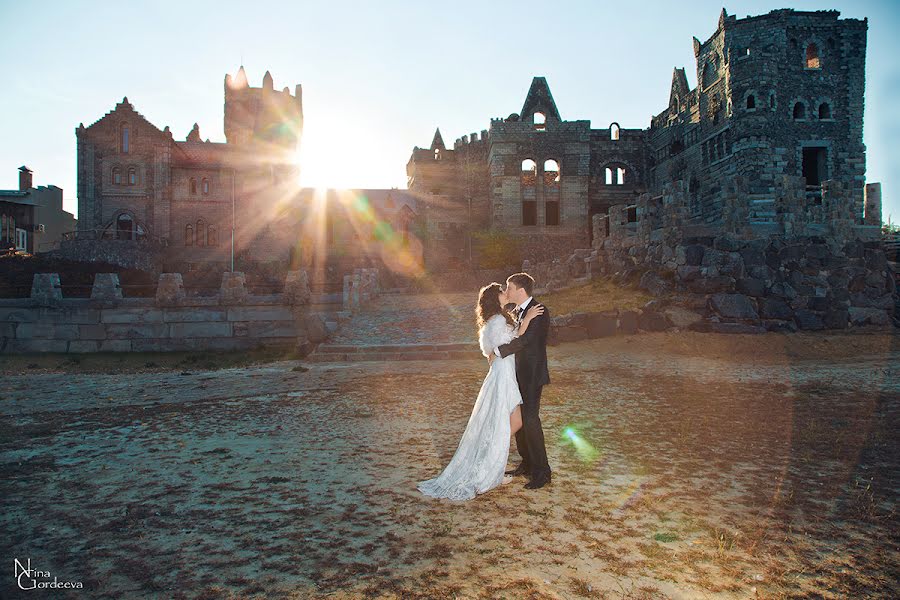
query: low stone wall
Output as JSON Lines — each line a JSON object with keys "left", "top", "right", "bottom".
{"left": 0, "top": 270, "right": 344, "bottom": 354}
{"left": 598, "top": 234, "right": 898, "bottom": 332}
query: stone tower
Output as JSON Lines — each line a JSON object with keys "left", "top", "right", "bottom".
{"left": 224, "top": 66, "right": 304, "bottom": 151}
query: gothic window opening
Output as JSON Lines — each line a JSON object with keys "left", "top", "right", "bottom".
{"left": 617, "top": 167, "right": 626, "bottom": 185}
{"left": 818, "top": 102, "right": 832, "bottom": 119}
{"left": 128, "top": 167, "right": 137, "bottom": 185}
{"left": 769, "top": 91, "right": 777, "bottom": 109}
{"left": 185, "top": 224, "right": 193, "bottom": 246}
{"left": 207, "top": 225, "right": 217, "bottom": 246}
{"left": 746, "top": 94, "right": 756, "bottom": 110}
{"left": 521, "top": 159, "right": 537, "bottom": 187}
{"left": 112, "top": 167, "right": 122, "bottom": 185}
{"left": 610, "top": 123, "right": 620, "bottom": 140}
{"left": 543, "top": 159, "right": 560, "bottom": 186}
{"left": 533, "top": 112, "right": 545, "bottom": 131}
{"left": 793, "top": 102, "right": 806, "bottom": 120}
{"left": 190, "top": 178, "right": 197, "bottom": 195}
{"left": 605, "top": 167, "right": 613, "bottom": 185}
{"left": 121, "top": 124, "right": 130, "bottom": 153}
{"left": 805, "top": 43, "right": 820, "bottom": 69}
{"left": 196, "top": 219, "right": 206, "bottom": 246}
{"left": 202, "top": 178, "right": 209, "bottom": 195}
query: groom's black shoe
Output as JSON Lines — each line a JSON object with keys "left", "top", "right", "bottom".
{"left": 524, "top": 472, "right": 551, "bottom": 490}
{"left": 505, "top": 463, "right": 529, "bottom": 477}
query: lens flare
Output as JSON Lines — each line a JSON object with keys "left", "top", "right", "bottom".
{"left": 560, "top": 426, "right": 599, "bottom": 463}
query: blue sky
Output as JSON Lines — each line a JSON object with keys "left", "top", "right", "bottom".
{"left": 0, "top": 0, "right": 897, "bottom": 222}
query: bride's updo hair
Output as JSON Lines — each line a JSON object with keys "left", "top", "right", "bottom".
{"left": 476, "top": 282, "right": 515, "bottom": 329}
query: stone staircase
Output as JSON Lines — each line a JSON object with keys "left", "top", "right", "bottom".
{"left": 306, "top": 342, "right": 481, "bottom": 363}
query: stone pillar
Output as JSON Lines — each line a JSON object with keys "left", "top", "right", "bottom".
{"left": 30, "top": 273, "right": 62, "bottom": 306}
{"left": 220, "top": 272, "right": 247, "bottom": 304}
{"left": 284, "top": 269, "right": 311, "bottom": 305}
{"left": 864, "top": 183, "right": 882, "bottom": 226}
{"left": 156, "top": 273, "right": 185, "bottom": 306}
{"left": 90, "top": 273, "right": 123, "bottom": 300}
{"left": 592, "top": 214, "right": 608, "bottom": 250}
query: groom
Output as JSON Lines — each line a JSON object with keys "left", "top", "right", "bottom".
{"left": 489, "top": 272, "right": 552, "bottom": 489}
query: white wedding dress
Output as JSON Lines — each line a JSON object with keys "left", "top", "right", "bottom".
{"left": 418, "top": 314, "right": 524, "bottom": 501}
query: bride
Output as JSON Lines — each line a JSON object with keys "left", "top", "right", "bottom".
{"left": 417, "top": 282, "right": 544, "bottom": 501}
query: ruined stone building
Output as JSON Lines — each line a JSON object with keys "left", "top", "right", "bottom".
{"left": 71, "top": 67, "right": 303, "bottom": 270}
{"left": 409, "top": 8, "right": 879, "bottom": 268}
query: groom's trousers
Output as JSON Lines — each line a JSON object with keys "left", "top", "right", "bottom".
{"left": 516, "top": 384, "right": 550, "bottom": 479}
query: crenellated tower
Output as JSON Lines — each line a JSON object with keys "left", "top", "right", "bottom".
{"left": 224, "top": 66, "right": 303, "bottom": 151}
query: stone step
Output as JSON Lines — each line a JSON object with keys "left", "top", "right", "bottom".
{"left": 307, "top": 344, "right": 481, "bottom": 363}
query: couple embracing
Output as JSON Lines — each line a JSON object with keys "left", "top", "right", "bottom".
{"left": 418, "top": 272, "right": 552, "bottom": 501}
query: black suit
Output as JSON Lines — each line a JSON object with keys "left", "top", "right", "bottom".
{"left": 497, "top": 298, "right": 551, "bottom": 481}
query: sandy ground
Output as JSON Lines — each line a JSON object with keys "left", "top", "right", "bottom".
{"left": 1, "top": 331, "right": 898, "bottom": 599}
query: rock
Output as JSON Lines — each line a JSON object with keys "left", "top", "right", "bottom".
{"left": 585, "top": 313, "right": 617, "bottom": 338}
{"left": 794, "top": 309, "right": 825, "bottom": 330}
{"left": 663, "top": 307, "right": 704, "bottom": 329}
{"left": 683, "top": 244, "right": 705, "bottom": 266}
{"left": 713, "top": 235, "right": 742, "bottom": 252}
{"left": 709, "top": 293, "right": 759, "bottom": 320}
{"left": 760, "top": 298, "right": 794, "bottom": 320}
{"left": 848, "top": 307, "right": 891, "bottom": 326}
{"left": 618, "top": 310, "right": 639, "bottom": 334}
{"left": 865, "top": 249, "right": 887, "bottom": 271}
{"left": 284, "top": 270, "right": 311, "bottom": 305}
{"left": 850, "top": 292, "right": 895, "bottom": 310}
{"left": 739, "top": 240, "right": 767, "bottom": 267}
{"left": 676, "top": 265, "right": 701, "bottom": 281}
{"left": 687, "top": 276, "right": 735, "bottom": 294}
{"left": 769, "top": 282, "right": 798, "bottom": 300}
{"left": 555, "top": 326, "right": 589, "bottom": 343}
{"left": 824, "top": 308, "right": 849, "bottom": 329}
{"left": 639, "top": 271, "right": 672, "bottom": 297}
{"left": 842, "top": 240, "right": 865, "bottom": 259}
{"left": 304, "top": 313, "right": 330, "bottom": 343}
{"left": 156, "top": 273, "right": 185, "bottom": 306}
{"left": 763, "top": 319, "right": 798, "bottom": 333}
{"left": 736, "top": 277, "right": 766, "bottom": 297}
{"left": 806, "top": 296, "right": 831, "bottom": 312}
{"left": 690, "top": 320, "right": 766, "bottom": 334}
{"left": 638, "top": 310, "right": 672, "bottom": 332}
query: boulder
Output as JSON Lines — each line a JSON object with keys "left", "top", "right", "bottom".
{"left": 687, "top": 276, "right": 735, "bottom": 294}
{"left": 663, "top": 307, "right": 704, "bottom": 329}
{"left": 304, "top": 313, "right": 330, "bottom": 343}
{"left": 823, "top": 308, "right": 849, "bottom": 329}
{"left": 759, "top": 298, "right": 794, "bottom": 320}
{"left": 638, "top": 310, "right": 672, "bottom": 332}
{"left": 585, "top": 313, "right": 618, "bottom": 338}
{"left": 769, "top": 282, "right": 798, "bottom": 300}
{"left": 639, "top": 271, "right": 672, "bottom": 297}
{"left": 736, "top": 277, "right": 766, "bottom": 297}
{"left": 848, "top": 307, "right": 891, "bottom": 326}
{"left": 618, "top": 310, "right": 639, "bottom": 334}
{"left": 763, "top": 319, "right": 798, "bottom": 333}
{"left": 683, "top": 244, "right": 705, "bottom": 266}
{"left": 709, "top": 293, "right": 759, "bottom": 320}
{"left": 794, "top": 309, "right": 825, "bottom": 330}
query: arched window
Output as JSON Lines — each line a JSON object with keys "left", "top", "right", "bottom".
{"left": 196, "top": 219, "right": 206, "bottom": 246}
{"left": 793, "top": 102, "right": 806, "bottom": 120}
{"left": 434, "top": 149, "right": 441, "bottom": 160}
{"left": 805, "top": 43, "right": 820, "bottom": 69}
{"left": 521, "top": 159, "right": 537, "bottom": 185}
{"left": 184, "top": 224, "right": 193, "bottom": 246}
{"left": 190, "top": 178, "right": 197, "bottom": 195}
{"left": 769, "top": 91, "right": 777, "bottom": 109}
{"left": 543, "top": 159, "right": 560, "bottom": 185}
{"left": 128, "top": 167, "right": 137, "bottom": 185}
{"left": 201, "top": 178, "right": 209, "bottom": 195}
{"left": 116, "top": 213, "right": 133, "bottom": 240}
{"left": 207, "top": 225, "right": 217, "bottom": 246}
{"left": 617, "top": 167, "right": 626, "bottom": 185}
{"left": 610, "top": 123, "right": 620, "bottom": 141}
{"left": 702, "top": 57, "right": 717, "bottom": 88}
{"left": 746, "top": 95, "right": 756, "bottom": 110}
{"left": 533, "top": 112, "right": 545, "bottom": 130}
{"left": 120, "top": 124, "right": 130, "bottom": 153}
{"left": 112, "top": 167, "right": 122, "bottom": 185}
{"left": 818, "top": 102, "right": 832, "bottom": 119}
{"left": 605, "top": 167, "right": 613, "bottom": 185}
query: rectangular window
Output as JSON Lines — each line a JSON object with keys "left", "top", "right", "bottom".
{"left": 522, "top": 201, "right": 537, "bottom": 226}
{"left": 122, "top": 127, "right": 129, "bottom": 153}
{"left": 802, "top": 146, "right": 827, "bottom": 190}
{"left": 545, "top": 201, "right": 559, "bottom": 226}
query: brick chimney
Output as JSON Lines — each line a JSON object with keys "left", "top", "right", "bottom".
{"left": 18, "top": 166, "right": 32, "bottom": 191}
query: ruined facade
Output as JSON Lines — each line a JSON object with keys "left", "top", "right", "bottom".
{"left": 409, "top": 8, "right": 878, "bottom": 268}
{"left": 73, "top": 67, "right": 303, "bottom": 270}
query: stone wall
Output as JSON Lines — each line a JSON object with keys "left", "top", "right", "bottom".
{"left": 0, "top": 270, "right": 340, "bottom": 354}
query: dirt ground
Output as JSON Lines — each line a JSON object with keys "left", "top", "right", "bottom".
{"left": 1, "top": 331, "right": 898, "bottom": 599}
